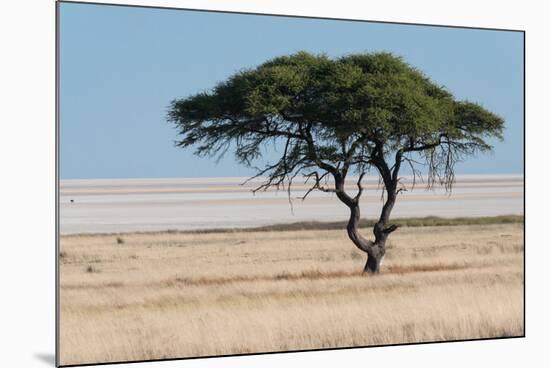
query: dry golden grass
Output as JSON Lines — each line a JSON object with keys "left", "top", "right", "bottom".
{"left": 59, "top": 223, "right": 523, "bottom": 366}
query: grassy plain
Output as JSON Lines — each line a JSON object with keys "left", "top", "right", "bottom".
{"left": 59, "top": 219, "right": 524, "bottom": 365}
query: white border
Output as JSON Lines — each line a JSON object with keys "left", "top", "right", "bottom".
{"left": 1, "top": 1, "right": 547, "bottom": 367}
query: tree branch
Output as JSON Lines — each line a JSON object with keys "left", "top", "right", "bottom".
{"left": 354, "top": 172, "right": 366, "bottom": 202}
{"left": 300, "top": 171, "right": 337, "bottom": 200}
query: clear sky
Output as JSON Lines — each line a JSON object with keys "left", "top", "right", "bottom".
{"left": 59, "top": 2, "right": 524, "bottom": 179}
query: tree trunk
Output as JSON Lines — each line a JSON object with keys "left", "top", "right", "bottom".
{"left": 334, "top": 173, "right": 396, "bottom": 274}
{"left": 363, "top": 240, "right": 385, "bottom": 273}
{"left": 345, "top": 203, "right": 386, "bottom": 274}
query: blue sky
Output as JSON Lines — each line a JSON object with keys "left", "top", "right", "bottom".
{"left": 59, "top": 2, "right": 524, "bottom": 179}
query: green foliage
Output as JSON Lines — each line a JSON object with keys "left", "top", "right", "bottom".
{"left": 168, "top": 51, "right": 504, "bottom": 193}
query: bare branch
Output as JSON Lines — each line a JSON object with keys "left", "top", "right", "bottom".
{"left": 383, "top": 224, "right": 399, "bottom": 234}
{"left": 396, "top": 187, "right": 407, "bottom": 195}
{"left": 299, "top": 171, "right": 339, "bottom": 201}
{"left": 354, "top": 172, "right": 366, "bottom": 202}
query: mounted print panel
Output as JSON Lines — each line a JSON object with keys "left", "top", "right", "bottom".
{"left": 57, "top": 1, "right": 524, "bottom": 366}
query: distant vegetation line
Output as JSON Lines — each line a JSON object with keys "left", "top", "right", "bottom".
{"left": 63, "top": 215, "right": 523, "bottom": 237}
{"left": 246, "top": 215, "right": 524, "bottom": 233}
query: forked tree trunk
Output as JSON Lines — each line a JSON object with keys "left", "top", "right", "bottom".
{"left": 334, "top": 172, "right": 397, "bottom": 274}
{"left": 346, "top": 203, "right": 387, "bottom": 273}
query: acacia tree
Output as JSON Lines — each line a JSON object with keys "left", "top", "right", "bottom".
{"left": 167, "top": 52, "right": 504, "bottom": 273}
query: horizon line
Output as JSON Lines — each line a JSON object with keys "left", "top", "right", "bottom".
{"left": 59, "top": 173, "right": 524, "bottom": 182}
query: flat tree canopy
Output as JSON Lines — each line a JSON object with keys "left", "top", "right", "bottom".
{"left": 168, "top": 51, "right": 504, "bottom": 273}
